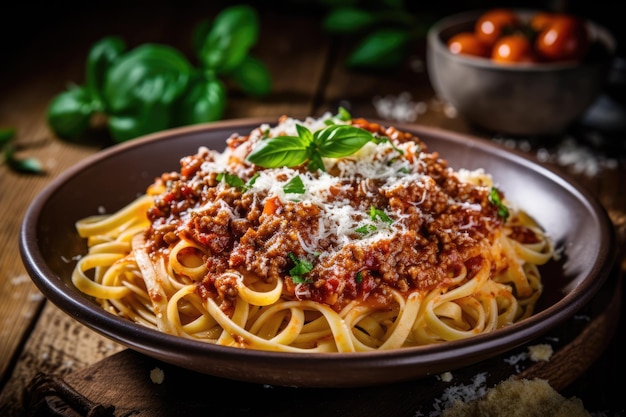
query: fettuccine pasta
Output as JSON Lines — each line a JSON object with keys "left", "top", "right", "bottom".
{"left": 71, "top": 112, "right": 555, "bottom": 352}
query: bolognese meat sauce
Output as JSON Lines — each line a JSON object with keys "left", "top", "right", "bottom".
{"left": 144, "top": 116, "right": 511, "bottom": 312}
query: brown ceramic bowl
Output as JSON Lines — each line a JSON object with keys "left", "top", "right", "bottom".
{"left": 20, "top": 119, "right": 615, "bottom": 387}
{"left": 426, "top": 9, "right": 616, "bottom": 136}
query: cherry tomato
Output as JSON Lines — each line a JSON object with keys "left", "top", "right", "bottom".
{"left": 529, "top": 12, "right": 555, "bottom": 32}
{"left": 475, "top": 8, "right": 520, "bottom": 47}
{"left": 535, "top": 15, "right": 589, "bottom": 62}
{"left": 447, "top": 32, "right": 491, "bottom": 57}
{"left": 491, "top": 35, "right": 535, "bottom": 63}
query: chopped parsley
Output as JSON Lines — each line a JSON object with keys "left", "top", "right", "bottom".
{"left": 216, "top": 172, "right": 259, "bottom": 192}
{"left": 489, "top": 187, "right": 510, "bottom": 220}
{"left": 288, "top": 253, "right": 314, "bottom": 283}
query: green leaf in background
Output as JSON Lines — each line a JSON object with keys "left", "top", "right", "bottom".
{"left": 46, "top": 5, "right": 273, "bottom": 143}
{"left": 228, "top": 55, "right": 272, "bottom": 97}
{"left": 104, "top": 44, "right": 192, "bottom": 114}
{"left": 199, "top": 5, "right": 259, "bottom": 73}
{"left": 1, "top": 127, "right": 45, "bottom": 174}
{"left": 323, "top": 7, "right": 376, "bottom": 33}
{"left": 107, "top": 99, "right": 170, "bottom": 143}
{"left": 175, "top": 76, "right": 227, "bottom": 125}
{"left": 4, "top": 145, "right": 44, "bottom": 174}
{"left": 46, "top": 86, "right": 96, "bottom": 141}
{"left": 0, "top": 127, "right": 15, "bottom": 146}
{"left": 346, "top": 28, "right": 411, "bottom": 68}
{"left": 192, "top": 20, "right": 212, "bottom": 57}
{"left": 86, "top": 36, "right": 126, "bottom": 108}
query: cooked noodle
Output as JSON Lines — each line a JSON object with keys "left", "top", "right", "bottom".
{"left": 71, "top": 113, "right": 555, "bottom": 352}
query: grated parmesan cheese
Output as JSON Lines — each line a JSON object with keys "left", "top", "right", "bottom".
{"left": 528, "top": 344, "right": 553, "bottom": 362}
{"left": 150, "top": 367, "right": 165, "bottom": 384}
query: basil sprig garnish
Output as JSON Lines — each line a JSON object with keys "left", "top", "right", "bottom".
{"left": 247, "top": 122, "right": 376, "bottom": 172}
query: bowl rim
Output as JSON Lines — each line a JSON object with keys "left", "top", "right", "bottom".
{"left": 427, "top": 8, "right": 616, "bottom": 72}
{"left": 19, "top": 119, "right": 618, "bottom": 387}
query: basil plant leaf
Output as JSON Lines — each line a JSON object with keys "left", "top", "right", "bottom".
{"left": 0, "top": 127, "right": 15, "bottom": 146}
{"left": 315, "top": 124, "right": 374, "bottom": 158}
{"left": 323, "top": 7, "right": 376, "bottom": 34}
{"left": 192, "top": 20, "right": 212, "bottom": 57}
{"left": 104, "top": 44, "right": 192, "bottom": 114}
{"left": 175, "top": 76, "right": 227, "bottom": 125}
{"left": 47, "top": 86, "right": 96, "bottom": 141}
{"left": 5, "top": 149, "right": 44, "bottom": 174}
{"left": 247, "top": 135, "right": 310, "bottom": 168}
{"left": 228, "top": 55, "right": 272, "bottom": 97}
{"left": 346, "top": 28, "right": 410, "bottom": 69}
{"left": 107, "top": 99, "right": 170, "bottom": 143}
{"left": 295, "top": 124, "right": 314, "bottom": 145}
{"left": 86, "top": 36, "right": 126, "bottom": 108}
{"left": 199, "top": 5, "right": 259, "bottom": 73}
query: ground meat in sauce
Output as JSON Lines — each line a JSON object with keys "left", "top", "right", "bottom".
{"left": 144, "top": 119, "right": 512, "bottom": 312}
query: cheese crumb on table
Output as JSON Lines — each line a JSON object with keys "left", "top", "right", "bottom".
{"left": 528, "top": 343, "right": 553, "bottom": 362}
{"left": 150, "top": 367, "right": 165, "bottom": 384}
{"left": 440, "top": 378, "right": 591, "bottom": 417}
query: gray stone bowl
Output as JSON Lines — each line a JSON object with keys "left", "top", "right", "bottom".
{"left": 426, "top": 10, "right": 616, "bottom": 136}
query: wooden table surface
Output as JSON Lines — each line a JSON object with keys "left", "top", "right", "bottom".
{"left": 1, "top": 2, "right": 625, "bottom": 416}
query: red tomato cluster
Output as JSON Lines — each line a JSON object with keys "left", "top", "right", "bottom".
{"left": 447, "top": 9, "right": 590, "bottom": 64}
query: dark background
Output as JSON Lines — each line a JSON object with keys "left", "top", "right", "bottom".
{"left": 2, "top": 1, "right": 624, "bottom": 58}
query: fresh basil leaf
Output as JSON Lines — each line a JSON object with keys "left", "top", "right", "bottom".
{"left": 199, "top": 5, "right": 259, "bottom": 73}
{"left": 336, "top": 106, "right": 351, "bottom": 121}
{"left": 86, "top": 36, "right": 125, "bottom": 108}
{"left": 283, "top": 175, "right": 305, "bottom": 194}
{"left": 295, "top": 124, "right": 314, "bottom": 145}
{"left": 346, "top": 28, "right": 410, "bottom": 69}
{"left": 323, "top": 7, "right": 376, "bottom": 34}
{"left": 3, "top": 145, "right": 44, "bottom": 174}
{"left": 47, "top": 86, "right": 95, "bottom": 141}
{"left": 315, "top": 124, "right": 374, "bottom": 158}
{"left": 307, "top": 152, "right": 326, "bottom": 172}
{"left": 228, "top": 55, "right": 272, "bottom": 97}
{"left": 107, "top": 99, "right": 170, "bottom": 142}
{"left": 0, "top": 127, "right": 15, "bottom": 146}
{"left": 192, "top": 20, "right": 212, "bottom": 57}
{"left": 175, "top": 76, "right": 227, "bottom": 125}
{"left": 104, "top": 44, "right": 191, "bottom": 114}
{"left": 247, "top": 135, "right": 309, "bottom": 168}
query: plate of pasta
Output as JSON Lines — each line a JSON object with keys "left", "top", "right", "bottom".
{"left": 20, "top": 112, "right": 615, "bottom": 387}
